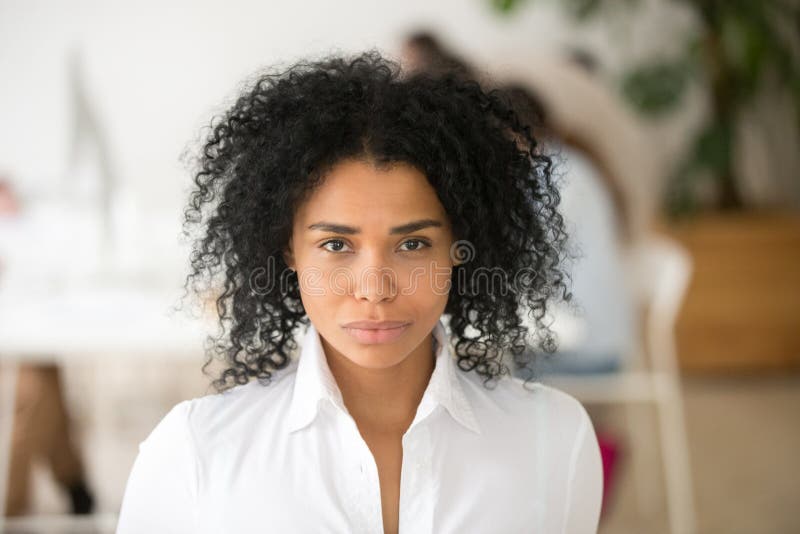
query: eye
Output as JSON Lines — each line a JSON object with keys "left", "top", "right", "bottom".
{"left": 399, "top": 238, "right": 431, "bottom": 252}
{"left": 320, "top": 239, "right": 352, "bottom": 253}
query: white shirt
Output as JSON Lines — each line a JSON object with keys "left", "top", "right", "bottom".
{"left": 116, "top": 318, "right": 603, "bottom": 533}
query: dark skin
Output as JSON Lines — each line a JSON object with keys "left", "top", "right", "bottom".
{"left": 284, "top": 160, "right": 457, "bottom": 534}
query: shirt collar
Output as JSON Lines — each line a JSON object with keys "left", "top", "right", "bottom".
{"left": 285, "top": 317, "right": 481, "bottom": 435}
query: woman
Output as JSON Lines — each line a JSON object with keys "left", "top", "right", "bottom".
{"left": 116, "top": 50, "right": 603, "bottom": 534}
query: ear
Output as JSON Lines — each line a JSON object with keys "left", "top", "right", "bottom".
{"left": 451, "top": 240, "right": 462, "bottom": 267}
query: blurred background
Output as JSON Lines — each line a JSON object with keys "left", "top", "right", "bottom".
{"left": 0, "top": 0, "right": 798, "bottom": 532}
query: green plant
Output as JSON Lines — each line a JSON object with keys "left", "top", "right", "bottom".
{"left": 492, "top": 0, "right": 800, "bottom": 217}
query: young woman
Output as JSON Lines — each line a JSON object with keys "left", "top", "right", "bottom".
{"left": 116, "top": 50, "right": 603, "bottom": 534}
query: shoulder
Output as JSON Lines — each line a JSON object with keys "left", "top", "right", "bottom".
{"left": 192, "top": 364, "right": 297, "bottom": 431}
{"left": 145, "top": 362, "right": 299, "bottom": 451}
{"left": 460, "top": 370, "right": 588, "bottom": 417}
{"left": 458, "top": 371, "right": 593, "bottom": 440}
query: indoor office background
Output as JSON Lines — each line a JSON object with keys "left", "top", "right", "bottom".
{"left": 1, "top": 0, "right": 798, "bottom": 533}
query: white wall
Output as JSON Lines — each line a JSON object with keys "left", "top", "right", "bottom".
{"left": 0, "top": 0, "right": 720, "bottom": 227}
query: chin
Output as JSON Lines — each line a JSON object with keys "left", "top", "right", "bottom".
{"left": 341, "top": 338, "right": 416, "bottom": 369}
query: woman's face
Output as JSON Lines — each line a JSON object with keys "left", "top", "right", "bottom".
{"left": 284, "top": 158, "right": 457, "bottom": 370}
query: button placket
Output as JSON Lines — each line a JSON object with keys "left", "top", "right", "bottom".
{"left": 334, "top": 407, "right": 376, "bottom": 532}
{"left": 361, "top": 446, "right": 384, "bottom": 532}
{"left": 399, "top": 424, "right": 433, "bottom": 533}
{"left": 339, "top": 409, "right": 384, "bottom": 533}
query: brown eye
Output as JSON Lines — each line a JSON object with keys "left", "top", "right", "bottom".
{"left": 320, "top": 239, "right": 352, "bottom": 253}
{"left": 399, "top": 239, "right": 431, "bottom": 252}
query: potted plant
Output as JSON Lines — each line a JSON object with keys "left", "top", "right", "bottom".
{"left": 492, "top": 0, "right": 800, "bottom": 371}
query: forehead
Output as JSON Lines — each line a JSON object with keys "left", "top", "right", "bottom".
{"left": 294, "top": 159, "right": 448, "bottom": 228}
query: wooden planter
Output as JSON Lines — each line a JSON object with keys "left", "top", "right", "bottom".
{"left": 659, "top": 211, "right": 800, "bottom": 372}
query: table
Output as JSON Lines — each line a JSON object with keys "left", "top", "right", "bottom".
{"left": 0, "top": 281, "right": 213, "bottom": 526}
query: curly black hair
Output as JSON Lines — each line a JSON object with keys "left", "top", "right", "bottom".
{"left": 182, "top": 49, "right": 571, "bottom": 393}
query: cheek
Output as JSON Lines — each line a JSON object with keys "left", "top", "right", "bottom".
{"left": 398, "top": 262, "right": 452, "bottom": 303}
{"left": 294, "top": 274, "right": 340, "bottom": 334}
{"left": 295, "top": 267, "right": 349, "bottom": 304}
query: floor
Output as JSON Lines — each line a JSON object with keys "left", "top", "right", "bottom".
{"left": 9, "top": 362, "right": 800, "bottom": 534}
{"left": 595, "top": 372, "right": 800, "bottom": 534}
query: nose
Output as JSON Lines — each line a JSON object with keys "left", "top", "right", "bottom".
{"left": 352, "top": 250, "right": 397, "bottom": 303}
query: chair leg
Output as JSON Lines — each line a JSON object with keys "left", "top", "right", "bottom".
{"left": 655, "top": 375, "right": 697, "bottom": 534}
{"left": 624, "top": 401, "right": 661, "bottom": 520}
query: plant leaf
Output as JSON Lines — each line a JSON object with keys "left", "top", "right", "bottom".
{"left": 621, "top": 60, "right": 691, "bottom": 115}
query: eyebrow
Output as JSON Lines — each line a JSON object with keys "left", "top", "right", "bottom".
{"left": 307, "top": 218, "right": 443, "bottom": 235}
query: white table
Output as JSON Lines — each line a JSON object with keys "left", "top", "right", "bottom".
{"left": 0, "top": 243, "right": 213, "bottom": 532}
{"left": 0, "top": 193, "right": 217, "bottom": 529}
{"left": 0, "top": 280, "right": 213, "bottom": 526}
{"left": 0, "top": 283, "right": 211, "bottom": 358}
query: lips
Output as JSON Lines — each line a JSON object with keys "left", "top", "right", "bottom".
{"left": 341, "top": 320, "right": 411, "bottom": 330}
{"left": 341, "top": 320, "right": 412, "bottom": 344}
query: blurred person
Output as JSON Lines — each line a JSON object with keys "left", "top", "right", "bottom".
{"left": 0, "top": 181, "right": 18, "bottom": 214}
{"left": 0, "top": 177, "right": 95, "bottom": 516}
{"left": 501, "top": 83, "right": 636, "bottom": 376}
{"left": 400, "top": 32, "right": 631, "bottom": 519}
{"left": 401, "top": 33, "right": 629, "bottom": 238}
{"left": 400, "top": 30, "right": 476, "bottom": 81}
{"left": 116, "top": 51, "right": 602, "bottom": 533}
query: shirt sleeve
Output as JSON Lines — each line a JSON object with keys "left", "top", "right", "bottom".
{"left": 116, "top": 400, "right": 199, "bottom": 534}
{"left": 562, "top": 404, "right": 604, "bottom": 534}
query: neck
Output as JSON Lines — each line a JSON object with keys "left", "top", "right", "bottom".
{"left": 323, "top": 333, "right": 436, "bottom": 433}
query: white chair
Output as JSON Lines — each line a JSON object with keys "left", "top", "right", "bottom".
{"left": 542, "top": 235, "right": 697, "bottom": 534}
